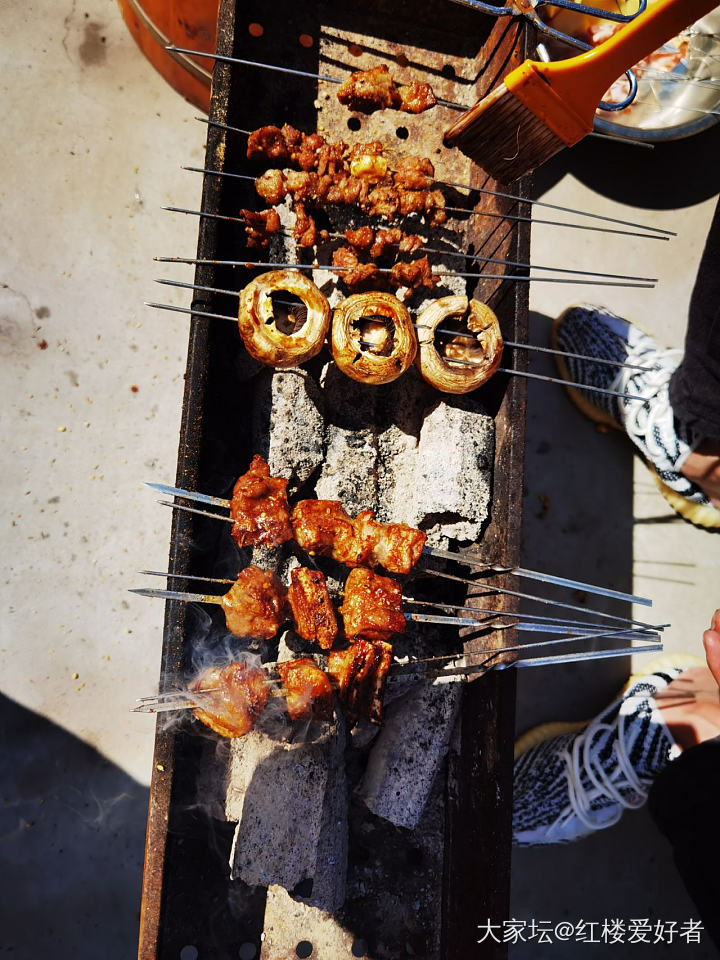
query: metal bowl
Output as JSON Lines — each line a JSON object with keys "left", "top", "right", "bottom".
{"left": 542, "top": 5, "right": 720, "bottom": 142}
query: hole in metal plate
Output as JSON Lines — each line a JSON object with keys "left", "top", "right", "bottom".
{"left": 295, "top": 942, "right": 313, "bottom": 959}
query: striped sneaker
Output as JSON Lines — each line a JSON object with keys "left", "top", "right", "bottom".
{"left": 513, "top": 666, "right": 686, "bottom": 845}
{"left": 551, "top": 304, "right": 720, "bottom": 529}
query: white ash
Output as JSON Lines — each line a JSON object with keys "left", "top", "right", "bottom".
{"left": 357, "top": 678, "right": 462, "bottom": 830}
{"left": 260, "top": 885, "right": 356, "bottom": 959}
{"left": 227, "top": 719, "right": 348, "bottom": 910}
{"left": 377, "top": 391, "right": 494, "bottom": 544}
{"left": 315, "top": 363, "right": 379, "bottom": 515}
{"left": 251, "top": 367, "right": 325, "bottom": 491}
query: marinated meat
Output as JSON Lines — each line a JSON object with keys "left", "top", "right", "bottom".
{"left": 276, "top": 657, "right": 334, "bottom": 722}
{"left": 190, "top": 661, "right": 270, "bottom": 738}
{"left": 247, "top": 125, "right": 289, "bottom": 164}
{"left": 256, "top": 169, "right": 287, "bottom": 205}
{"left": 325, "top": 175, "right": 366, "bottom": 206}
{"left": 363, "top": 185, "right": 400, "bottom": 219}
{"left": 353, "top": 510, "right": 427, "bottom": 574}
{"left": 240, "top": 208, "right": 282, "bottom": 249}
{"left": 287, "top": 567, "right": 338, "bottom": 650}
{"left": 397, "top": 80, "right": 437, "bottom": 114}
{"left": 337, "top": 65, "right": 401, "bottom": 113}
{"left": 340, "top": 567, "right": 406, "bottom": 643}
{"left": 221, "top": 566, "right": 288, "bottom": 639}
{"left": 332, "top": 246, "right": 381, "bottom": 289}
{"left": 327, "top": 639, "right": 393, "bottom": 724}
{"left": 424, "top": 189, "right": 447, "bottom": 226}
{"left": 344, "top": 225, "right": 375, "bottom": 250}
{"left": 397, "top": 189, "right": 427, "bottom": 217}
{"left": 291, "top": 499, "right": 367, "bottom": 566}
{"left": 398, "top": 232, "right": 424, "bottom": 255}
{"left": 293, "top": 201, "right": 317, "bottom": 247}
{"left": 389, "top": 255, "right": 436, "bottom": 291}
{"left": 285, "top": 170, "right": 320, "bottom": 203}
{"left": 230, "top": 453, "right": 293, "bottom": 548}
{"left": 317, "top": 140, "right": 348, "bottom": 177}
{"left": 393, "top": 155, "right": 435, "bottom": 191}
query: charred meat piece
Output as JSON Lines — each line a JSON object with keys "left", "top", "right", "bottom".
{"left": 390, "top": 255, "right": 436, "bottom": 291}
{"left": 353, "top": 510, "right": 427, "bottom": 574}
{"left": 291, "top": 499, "right": 368, "bottom": 567}
{"left": 221, "top": 566, "right": 288, "bottom": 639}
{"left": 397, "top": 80, "right": 437, "bottom": 114}
{"left": 247, "top": 125, "right": 289, "bottom": 164}
{"left": 277, "top": 657, "right": 334, "bottom": 722}
{"left": 256, "top": 169, "right": 288, "bottom": 206}
{"left": 327, "top": 639, "right": 393, "bottom": 724}
{"left": 285, "top": 170, "right": 320, "bottom": 203}
{"left": 190, "top": 661, "right": 270, "bottom": 738}
{"left": 287, "top": 567, "right": 338, "bottom": 650}
{"left": 398, "top": 232, "right": 424, "bottom": 255}
{"left": 340, "top": 567, "right": 406, "bottom": 643}
{"left": 425, "top": 189, "right": 447, "bottom": 226}
{"left": 317, "top": 140, "right": 348, "bottom": 177}
{"left": 281, "top": 125, "right": 325, "bottom": 171}
{"left": 393, "top": 155, "right": 435, "bottom": 191}
{"left": 240, "top": 208, "right": 282, "bottom": 250}
{"left": 293, "top": 201, "right": 317, "bottom": 247}
{"left": 325, "top": 175, "right": 366, "bottom": 206}
{"left": 397, "top": 189, "right": 427, "bottom": 217}
{"left": 230, "top": 454, "right": 294, "bottom": 548}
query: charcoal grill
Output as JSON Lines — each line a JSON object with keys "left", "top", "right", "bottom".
{"left": 137, "top": 1, "right": 531, "bottom": 957}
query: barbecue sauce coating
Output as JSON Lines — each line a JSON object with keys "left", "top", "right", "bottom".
{"left": 277, "top": 657, "right": 334, "bottom": 722}
{"left": 287, "top": 567, "right": 338, "bottom": 650}
{"left": 327, "top": 639, "right": 393, "bottom": 724}
{"left": 221, "top": 566, "right": 288, "bottom": 639}
{"left": 340, "top": 567, "right": 406, "bottom": 643}
{"left": 230, "top": 454, "right": 293, "bottom": 548}
{"left": 291, "top": 500, "right": 426, "bottom": 574}
{"left": 190, "top": 661, "right": 270, "bottom": 738}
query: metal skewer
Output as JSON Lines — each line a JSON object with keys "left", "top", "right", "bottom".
{"left": 175, "top": 186, "right": 656, "bottom": 285}
{"left": 193, "top": 117, "right": 673, "bottom": 237}
{"left": 145, "top": 295, "right": 658, "bottom": 375}
{"left": 129, "top": 585, "right": 495, "bottom": 631}
{"left": 165, "top": 196, "right": 666, "bottom": 243}
{"left": 166, "top": 45, "right": 465, "bottom": 111}
{"left": 146, "top": 483, "right": 655, "bottom": 607}
{"left": 421, "top": 568, "right": 667, "bottom": 631}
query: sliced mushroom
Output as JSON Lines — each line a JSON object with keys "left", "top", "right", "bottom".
{"left": 238, "top": 270, "right": 331, "bottom": 368}
{"left": 332, "top": 292, "right": 417, "bottom": 385}
{"left": 415, "top": 295, "right": 503, "bottom": 394}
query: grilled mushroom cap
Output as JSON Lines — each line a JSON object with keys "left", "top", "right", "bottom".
{"left": 332, "top": 292, "right": 417, "bottom": 385}
{"left": 238, "top": 270, "right": 331, "bottom": 368}
{"left": 415, "top": 295, "right": 503, "bottom": 394}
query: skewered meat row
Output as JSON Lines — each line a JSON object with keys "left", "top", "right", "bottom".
{"left": 229, "top": 455, "right": 427, "bottom": 573}
{"left": 330, "top": 247, "right": 436, "bottom": 292}
{"left": 218, "top": 564, "right": 337, "bottom": 647}
{"left": 217, "top": 562, "right": 406, "bottom": 646}
{"left": 338, "top": 65, "right": 437, "bottom": 115}
{"left": 239, "top": 208, "right": 282, "bottom": 249}
{"left": 190, "top": 648, "right": 391, "bottom": 736}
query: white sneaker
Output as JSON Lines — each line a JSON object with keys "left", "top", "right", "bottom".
{"left": 513, "top": 667, "right": 685, "bottom": 845}
{"left": 552, "top": 305, "right": 720, "bottom": 529}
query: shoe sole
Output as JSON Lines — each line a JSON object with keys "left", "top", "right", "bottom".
{"left": 550, "top": 308, "right": 720, "bottom": 531}
{"left": 514, "top": 653, "right": 707, "bottom": 761}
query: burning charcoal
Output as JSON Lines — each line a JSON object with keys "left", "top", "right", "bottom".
{"left": 251, "top": 368, "right": 325, "bottom": 490}
{"left": 227, "top": 719, "right": 348, "bottom": 910}
{"left": 260, "top": 885, "right": 356, "bottom": 958}
{"left": 357, "top": 677, "right": 462, "bottom": 830}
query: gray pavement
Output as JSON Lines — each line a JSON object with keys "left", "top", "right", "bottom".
{"left": 2, "top": 3, "right": 719, "bottom": 958}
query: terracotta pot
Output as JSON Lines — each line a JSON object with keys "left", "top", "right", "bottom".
{"left": 117, "top": 0, "right": 220, "bottom": 111}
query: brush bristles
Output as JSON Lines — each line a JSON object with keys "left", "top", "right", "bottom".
{"left": 444, "top": 83, "right": 567, "bottom": 183}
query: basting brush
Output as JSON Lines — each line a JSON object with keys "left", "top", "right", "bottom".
{"left": 444, "top": 0, "right": 719, "bottom": 181}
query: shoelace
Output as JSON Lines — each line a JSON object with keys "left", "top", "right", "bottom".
{"left": 612, "top": 347, "right": 685, "bottom": 467}
{"left": 556, "top": 709, "right": 649, "bottom": 835}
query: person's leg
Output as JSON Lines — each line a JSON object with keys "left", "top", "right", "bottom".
{"left": 647, "top": 737, "right": 720, "bottom": 950}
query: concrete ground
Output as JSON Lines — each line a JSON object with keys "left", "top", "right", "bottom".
{"left": 1, "top": 3, "right": 718, "bottom": 958}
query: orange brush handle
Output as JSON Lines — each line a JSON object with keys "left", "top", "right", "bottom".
{"left": 508, "top": 0, "right": 719, "bottom": 142}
